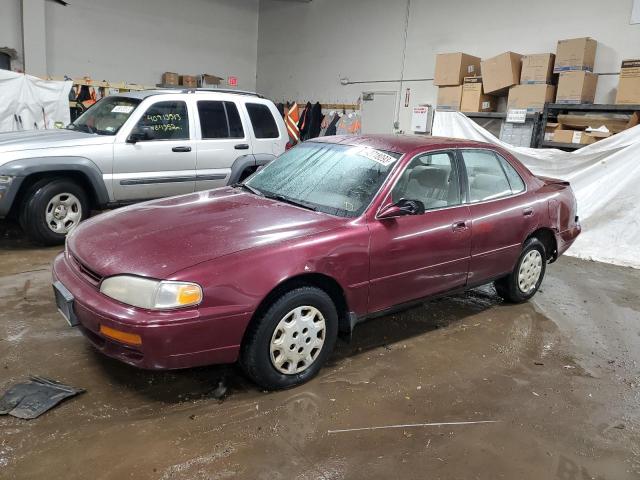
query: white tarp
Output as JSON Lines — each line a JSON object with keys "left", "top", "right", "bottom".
{"left": 432, "top": 111, "right": 640, "bottom": 269}
{"left": 0, "top": 70, "right": 72, "bottom": 132}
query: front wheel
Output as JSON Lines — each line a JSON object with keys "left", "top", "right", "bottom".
{"left": 240, "top": 287, "right": 338, "bottom": 390}
{"left": 494, "top": 237, "right": 546, "bottom": 303}
{"left": 19, "top": 178, "right": 89, "bottom": 246}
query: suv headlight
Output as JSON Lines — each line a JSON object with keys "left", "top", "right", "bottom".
{"left": 100, "top": 275, "right": 202, "bottom": 310}
{"left": 0, "top": 175, "right": 14, "bottom": 184}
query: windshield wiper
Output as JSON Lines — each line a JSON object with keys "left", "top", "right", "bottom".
{"left": 232, "top": 182, "right": 263, "bottom": 196}
{"left": 266, "top": 193, "right": 317, "bottom": 212}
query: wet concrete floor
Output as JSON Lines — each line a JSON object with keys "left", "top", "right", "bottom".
{"left": 1, "top": 221, "right": 639, "bottom": 479}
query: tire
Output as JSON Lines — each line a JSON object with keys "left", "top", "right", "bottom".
{"left": 19, "top": 178, "right": 89, "bottom": 246}
{"left": 494, "top": 237, "right": 547, "bottom": 304}
{"left": 240, "top": 286, "right": 339, "bottom": 390}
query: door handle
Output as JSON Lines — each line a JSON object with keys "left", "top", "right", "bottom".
{"left": 172, "top": 146, "right": 192, "bottom": 153}
{"left": 234, "top": 144, "right": 250, "bottom": 150}
{"left": 523, "top": 207, "right": 534, "bottom": 217}
{"left": 452, "top": 220, "right": 468, "bottom": 232}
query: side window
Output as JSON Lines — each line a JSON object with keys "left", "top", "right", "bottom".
{"left": 392, "top": 151, "right": 461, "bottom": 210}
{"left": 197, "top": 101, "right": 245, "bottom": 139}
{"left": 462, "top": 150, "right": 512, "bottom": 202}
{"left": 246, "top": 103, "right": 279, "bottom": 139}
{"left": 497, "top": 154, "right": 526, "bottom": 193}
{"left": 134, "top": 101, "right": 189, "bottom": 140}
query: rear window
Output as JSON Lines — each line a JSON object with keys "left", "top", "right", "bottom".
{"left": 246, "top": 103, "right": 279, "bottom": 139}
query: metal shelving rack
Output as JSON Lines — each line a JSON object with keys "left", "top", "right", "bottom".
{"left": 535, "top": 103, "right": 640, "bottom": 150}
{"left": 462, "top": 111, "right": 542, "bottom": 148}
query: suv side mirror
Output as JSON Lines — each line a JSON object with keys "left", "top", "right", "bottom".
{"left": 126, "top": 127, "right": 152, "bottom": 144}
{"left": 377, "top": 198, "right": 425, "bottom": 219}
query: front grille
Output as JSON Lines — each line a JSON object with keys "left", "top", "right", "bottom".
{"left": 71, "top": 254, "right": 103, "bottom": 285}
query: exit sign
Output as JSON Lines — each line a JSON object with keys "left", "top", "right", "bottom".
{"left": 227, "top": 76, "right": 238, "bottom": 87}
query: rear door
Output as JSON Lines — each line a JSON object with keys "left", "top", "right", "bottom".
{"left": 194, "top": 99, "right": 249, "bottom": 190}
{"left": 112, "top": 96, "right": 196, "bottom": 201}
{"left": 459, "top": 149, "right": 536, "bottom": 284}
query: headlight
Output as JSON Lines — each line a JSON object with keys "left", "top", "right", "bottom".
{"left": 100, "top": 275, "right": 202, "bottom": 310}
{"left": 0, "top": 175, "right": 14, "bottom": 185}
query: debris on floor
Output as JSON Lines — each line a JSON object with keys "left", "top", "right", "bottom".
{"left": 327, "top": 420, "right": 499, "bottom": 434}
{"left": 0, "top": 376, "right": 85, "bottom": 419}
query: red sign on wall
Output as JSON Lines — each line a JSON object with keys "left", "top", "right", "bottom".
{"left": 227, "top": 76, "right": 238, "bottom": 87}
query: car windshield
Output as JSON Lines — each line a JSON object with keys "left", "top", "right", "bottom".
{"left": 67, "top": 96, "right": 141, "bottom": 135}
{"left": 245, "top": 142, "right": 401, "bottom": 217}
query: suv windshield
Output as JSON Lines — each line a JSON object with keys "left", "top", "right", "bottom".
{"left": 67, "top": 96, "right": 141, "bottom": 135}
{"left": 245, "top": 142, "right": 401, "bottom": 217}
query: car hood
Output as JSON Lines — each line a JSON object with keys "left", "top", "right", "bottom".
{"left": 68, "top": 187, "right": 343, "bottom": 279}
{"left": 0, "top": 129, "right": 113, "bottom": 156}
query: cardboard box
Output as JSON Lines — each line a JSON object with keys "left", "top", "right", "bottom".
{"left": 521, "top": 53, "right": 555, "bottom": 84}
{"left": 507, "top": 84, "right": 556, "bottom": 111}
{"left": 434, "top": 53, "right": 481, "bottom": 86}
{"left": 556, "top": 71, "right": 598, "bottom": 104}
{"left": 481, "top": 52, "right": 523, "bottom": 95}
{"left": 554, "top": 37, "right": 597, "bottom": 73}
{"left": 179, "top": 75, "right": 198, "bottom": 88}
{"left": 615, "top": 59, "right": 640, "bottom": 105}
{"left": 161, "top": 72, "right": 179, "bottom": 86}
{"left": 437, "top": 86, "right": 464, "bottom": 111}
{"left": 460, "top": 77, "right": 496, "bottom": 112}
{"left": 544, "top": 122, "right": 562, "bottom": 141}
{"left": 552, "top": 129, "right": 598, "bottom": 145}
{"left": 199, "top": 74, "right": 223, "bottom": 87}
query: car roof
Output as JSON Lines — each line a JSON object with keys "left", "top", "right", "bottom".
{"left": 114, "top": 88, "right": 264, "bottom": 101}
{"left": 310, "top": 134, "right": 493, "bottom": 154}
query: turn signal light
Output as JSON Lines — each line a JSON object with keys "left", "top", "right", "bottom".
{"left": 100, "top": 325, "right": 142, "bottom": 346}
{"left": 177, "top": 284, "right": 202, "bottom": 305}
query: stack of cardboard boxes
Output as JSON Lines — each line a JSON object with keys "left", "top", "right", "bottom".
{"left": 507, "top": 54, "right": 556, "bottom": 112}
{"left": 554, "top": 37, "right": 598, "bottom": 104}
{"left": 434, "top": 53, "right": 482, "bottom": 111}
{"left": 616, "top": 60, "right": 640, "bottom": 104}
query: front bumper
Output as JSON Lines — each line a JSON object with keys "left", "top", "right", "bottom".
{"left": 0, "top": 176, "right": 24, "bottom": 218}
{"left": 52, "top": 252, "right": 252, "bottom": 370}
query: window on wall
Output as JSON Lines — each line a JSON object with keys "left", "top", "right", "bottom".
{"left": 0, "top": 53, "right": 10, "bottom": 71}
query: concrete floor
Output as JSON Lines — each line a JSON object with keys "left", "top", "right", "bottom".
{"left": 1, "top": 221, "right": 639, "bottom": 479}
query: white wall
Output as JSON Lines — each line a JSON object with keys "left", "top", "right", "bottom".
{"left": 2, "top": 0, "right": 259, "bottom": 89}
{"left": 257, "top": 0, "right": 640, "bottom": 132}
{"left": 0, "top": 0, "right": 23, "bottom": 70}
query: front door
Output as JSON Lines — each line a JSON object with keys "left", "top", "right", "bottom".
{"left": 459, "top": 149, "right": 537, "bottom": 284}
{"left": 368, "top": 150, "right": 472, "bottom": 313}
{"left": 112, "top": 98, "right": 196, "bottom": 201}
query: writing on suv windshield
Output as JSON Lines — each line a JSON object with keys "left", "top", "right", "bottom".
{"left": 68, "top": 97, "right": 141, "bottom": 135}
{"left": 245, "top": 142, "right": 401, "bottom": 217}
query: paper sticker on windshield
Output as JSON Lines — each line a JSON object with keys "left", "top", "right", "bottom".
{"left": 358, "top": 147, "right": 396, "bottom": 166}
{"left": 111, "top": 105, "right": 134, "bottom": 114}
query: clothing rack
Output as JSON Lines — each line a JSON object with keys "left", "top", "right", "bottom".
{"left": 296, "top": 102, "right": 359, "bottom": 111}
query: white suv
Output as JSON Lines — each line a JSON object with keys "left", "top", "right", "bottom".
{"left": 0, "top": 89, "right": 288, "bottom": 244}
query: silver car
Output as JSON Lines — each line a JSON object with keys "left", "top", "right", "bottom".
{"left": 0, "top": 89, "right": 288, "bottom": 244}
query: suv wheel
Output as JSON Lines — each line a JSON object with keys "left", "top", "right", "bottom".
{"left": 494, "top": 237, "right": 546, "bottom": 303}
{"left": 19, "top": 178, "right": 89, "bottom": 245}
{"left": 240, "top": 287, "right": 338, "bottom": 390}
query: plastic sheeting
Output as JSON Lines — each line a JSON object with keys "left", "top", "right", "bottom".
{"left": 0, "top": 70, "right": 72, "bottom": 132}
{"left": 432, "top": 111, "right": 640, "bottom": 268}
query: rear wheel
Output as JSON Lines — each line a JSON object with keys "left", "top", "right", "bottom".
{"left": 19, "top": 178, "right": 89, "bottom": 245}
{"left": 240, "top": 287, "right": 338, "bottom": 390}
{"left": 495, "top": 237, "right": 546, "bottom": 303}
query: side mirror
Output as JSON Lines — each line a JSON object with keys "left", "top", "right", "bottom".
{"left": 126, "top": 127, "right": 152, "bottom": 144}
{"left": 377, "top": 198, "right": 425, "bottom": 219}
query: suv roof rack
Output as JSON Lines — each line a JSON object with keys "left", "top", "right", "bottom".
{"left": 153, "top": 87, "right": 263, "bottom": 98}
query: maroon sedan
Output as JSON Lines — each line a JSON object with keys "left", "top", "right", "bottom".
{"left": 52, "top": 135, "right": 580, "bottom": 389}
